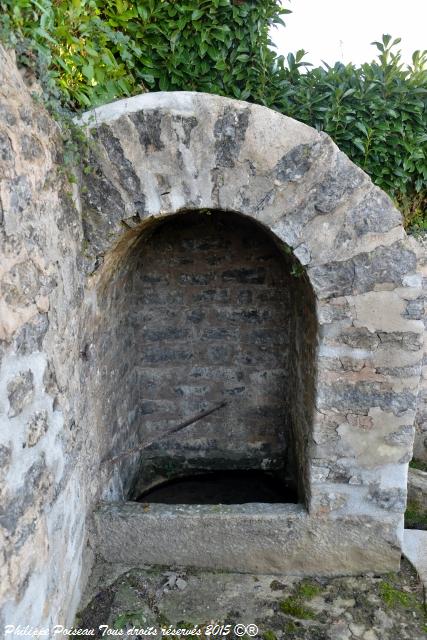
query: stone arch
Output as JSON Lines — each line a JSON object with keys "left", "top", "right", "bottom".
{"left": 77, "top": 92, "right": 423, "bottom": 572}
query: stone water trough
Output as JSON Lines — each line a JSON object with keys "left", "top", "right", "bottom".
{"left": 75, "top": 92, "right": 423, "bottom": 576}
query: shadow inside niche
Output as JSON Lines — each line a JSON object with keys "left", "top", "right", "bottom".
{"left": 135, "top": 469, "right": 298, "bottom": 505}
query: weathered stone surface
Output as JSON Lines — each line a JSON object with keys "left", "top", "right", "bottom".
{"left": 348, "top": 187, "right": 402, "bottom": 236}
{"left": 309, "top": 242, "right": 417, "bottom": 299}
{"left": 26, "top": 410, "right": 48, "bottom": 447}
{"left": 94, "top": 124, "right": 142, "bottom": 199}
{"left": 407, "top": 467, "right": 427, "bottom": 511}
{"left": 213, "top": 106, "right": 250, "bottom": 168}
{"left": 130, "top": 109, "right": 165, "bottom": 153}
{"left": 312, "top": 151, "right": 366, "bottom": 215}
{"left": 367, "top": 485, "right": 406, "bottom": 512}
{"left": 7, "top": 370, "right": 34, "bottom": 417}
{"left": 91, "top": 502, "right": 401, "bottom": 575}
{"left": 275, "top": 141, "right": 323, "bottom": 183}
{"left": 402, "top": 530, "right": 427, "bottom": 592}
{"left": 351, "top": 290, "right": 424, "bottom": 334}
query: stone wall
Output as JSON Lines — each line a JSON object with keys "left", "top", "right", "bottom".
{"left": 1, "top": 43, "right": 426, "bottom": 626}
{"left": 78, "top": 92, "right": 423, "bottom": 535}
{"left": 413, "top": 234, "right": 427, "bottom": 462}
{"left": 0, "top": 47, "right": 92, "bottom": 627}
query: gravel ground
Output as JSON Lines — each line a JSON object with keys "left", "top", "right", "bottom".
{"left": 75, "top": 558, "right": 426, "bottom": 639}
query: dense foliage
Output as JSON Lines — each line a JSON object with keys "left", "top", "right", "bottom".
{"left": 1, "top": 0, "right": 426, "bottom": 229}
{"left": 0, "top": 0, "right": 287, "bottom": 109}
{"left": 279, "top": 39, "right": 427, "bottom": 230}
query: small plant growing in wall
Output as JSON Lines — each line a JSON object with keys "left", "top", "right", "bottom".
{"left": 290, "top": 263, "right": 305, "bottom": 278}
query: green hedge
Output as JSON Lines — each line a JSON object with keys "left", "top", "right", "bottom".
{"left": 1, "top": 0, "right": 426, "bottom": 229}
{"left": 276, "top": 39, "right": 427, "bottom": 230}
{"left": 0, "top": 0, "right": 286, "bottom": 108}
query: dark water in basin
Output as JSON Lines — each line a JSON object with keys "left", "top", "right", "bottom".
{"left": 136, "top": 470, "right": 298, "bottom": 504}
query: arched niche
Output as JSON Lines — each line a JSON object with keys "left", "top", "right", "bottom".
{"left": 81, "top": 209, "right": 316, "bottom": 505}
{"left": 75, "top": 92, "right": 423, "bottom": 574}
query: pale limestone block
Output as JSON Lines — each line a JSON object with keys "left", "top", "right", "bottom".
{"left": 350, "top": 290, "right": 423, "bottom": 333}
{"left": 337, "top": 408, "right": 416, "bottom": 467}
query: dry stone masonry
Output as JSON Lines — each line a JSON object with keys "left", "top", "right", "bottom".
{"left": 0, "top": 44, "right": 426, "bottom": 628}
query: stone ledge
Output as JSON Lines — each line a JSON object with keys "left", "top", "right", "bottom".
{"left": 91, "top": 501, "right": 401, "bottom": 576}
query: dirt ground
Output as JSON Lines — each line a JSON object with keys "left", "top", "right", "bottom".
{"left": 75, "top": 558, "right": 426, "bottom": 639}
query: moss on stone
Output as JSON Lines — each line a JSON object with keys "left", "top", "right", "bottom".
{"left": 263, "top": 630, "right": 277, "bottom": 640}
{"left": 378, "top": 580, "right": 414, "bottom": 608}
{"left": 278, "top": 579, "right": 323, "bottom": 622}
{"left": 269, "top": 580, "right": 285, "bottom": 591}
{"left": 295, "top": 580, "right": 323, "bottom": 599}
{"left": 279, "top": 597, "right": 315, "bottom": 619}
{"left": 409, "top": 459, "right": 427, "bottom": 472}
{"left": 156, "top": 612, "right": 170, "bottom": 627}
{"left": 112, "top": 608, "right": 147, "bottom": 629}
{"left": 175, "top": 620, "right": 200, "bottom": 640}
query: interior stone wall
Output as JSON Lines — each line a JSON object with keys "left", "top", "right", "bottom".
{"left": 81, "top": 211, "right": 316, "bottom": 500}
{"left": 288, "top": 273, "right": 318, "bottom": 505}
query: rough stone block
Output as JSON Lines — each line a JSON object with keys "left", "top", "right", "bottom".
{"left": 91, "top": 502, "right": 401, "bottom": 576}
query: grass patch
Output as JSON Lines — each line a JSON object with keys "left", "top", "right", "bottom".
{"left": 405, "top": 501, "right": 427, "bottom": 530}
{"left": 379, "top": 581, "right": 414, "bottom": 608}
{"left": 113, "top": 609, "right": 147, "bottom": 629}
{"left": 263, "top": 631, "right": 277, "bottom": 640}
{"left": 410, "top": 459, "right": 427, "bottom": 472}
{"left": 279, "top": 597, "right": 315, "bottom": 619}
{"left": 283, "top": 621, "right": 299, "bottom": 633}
